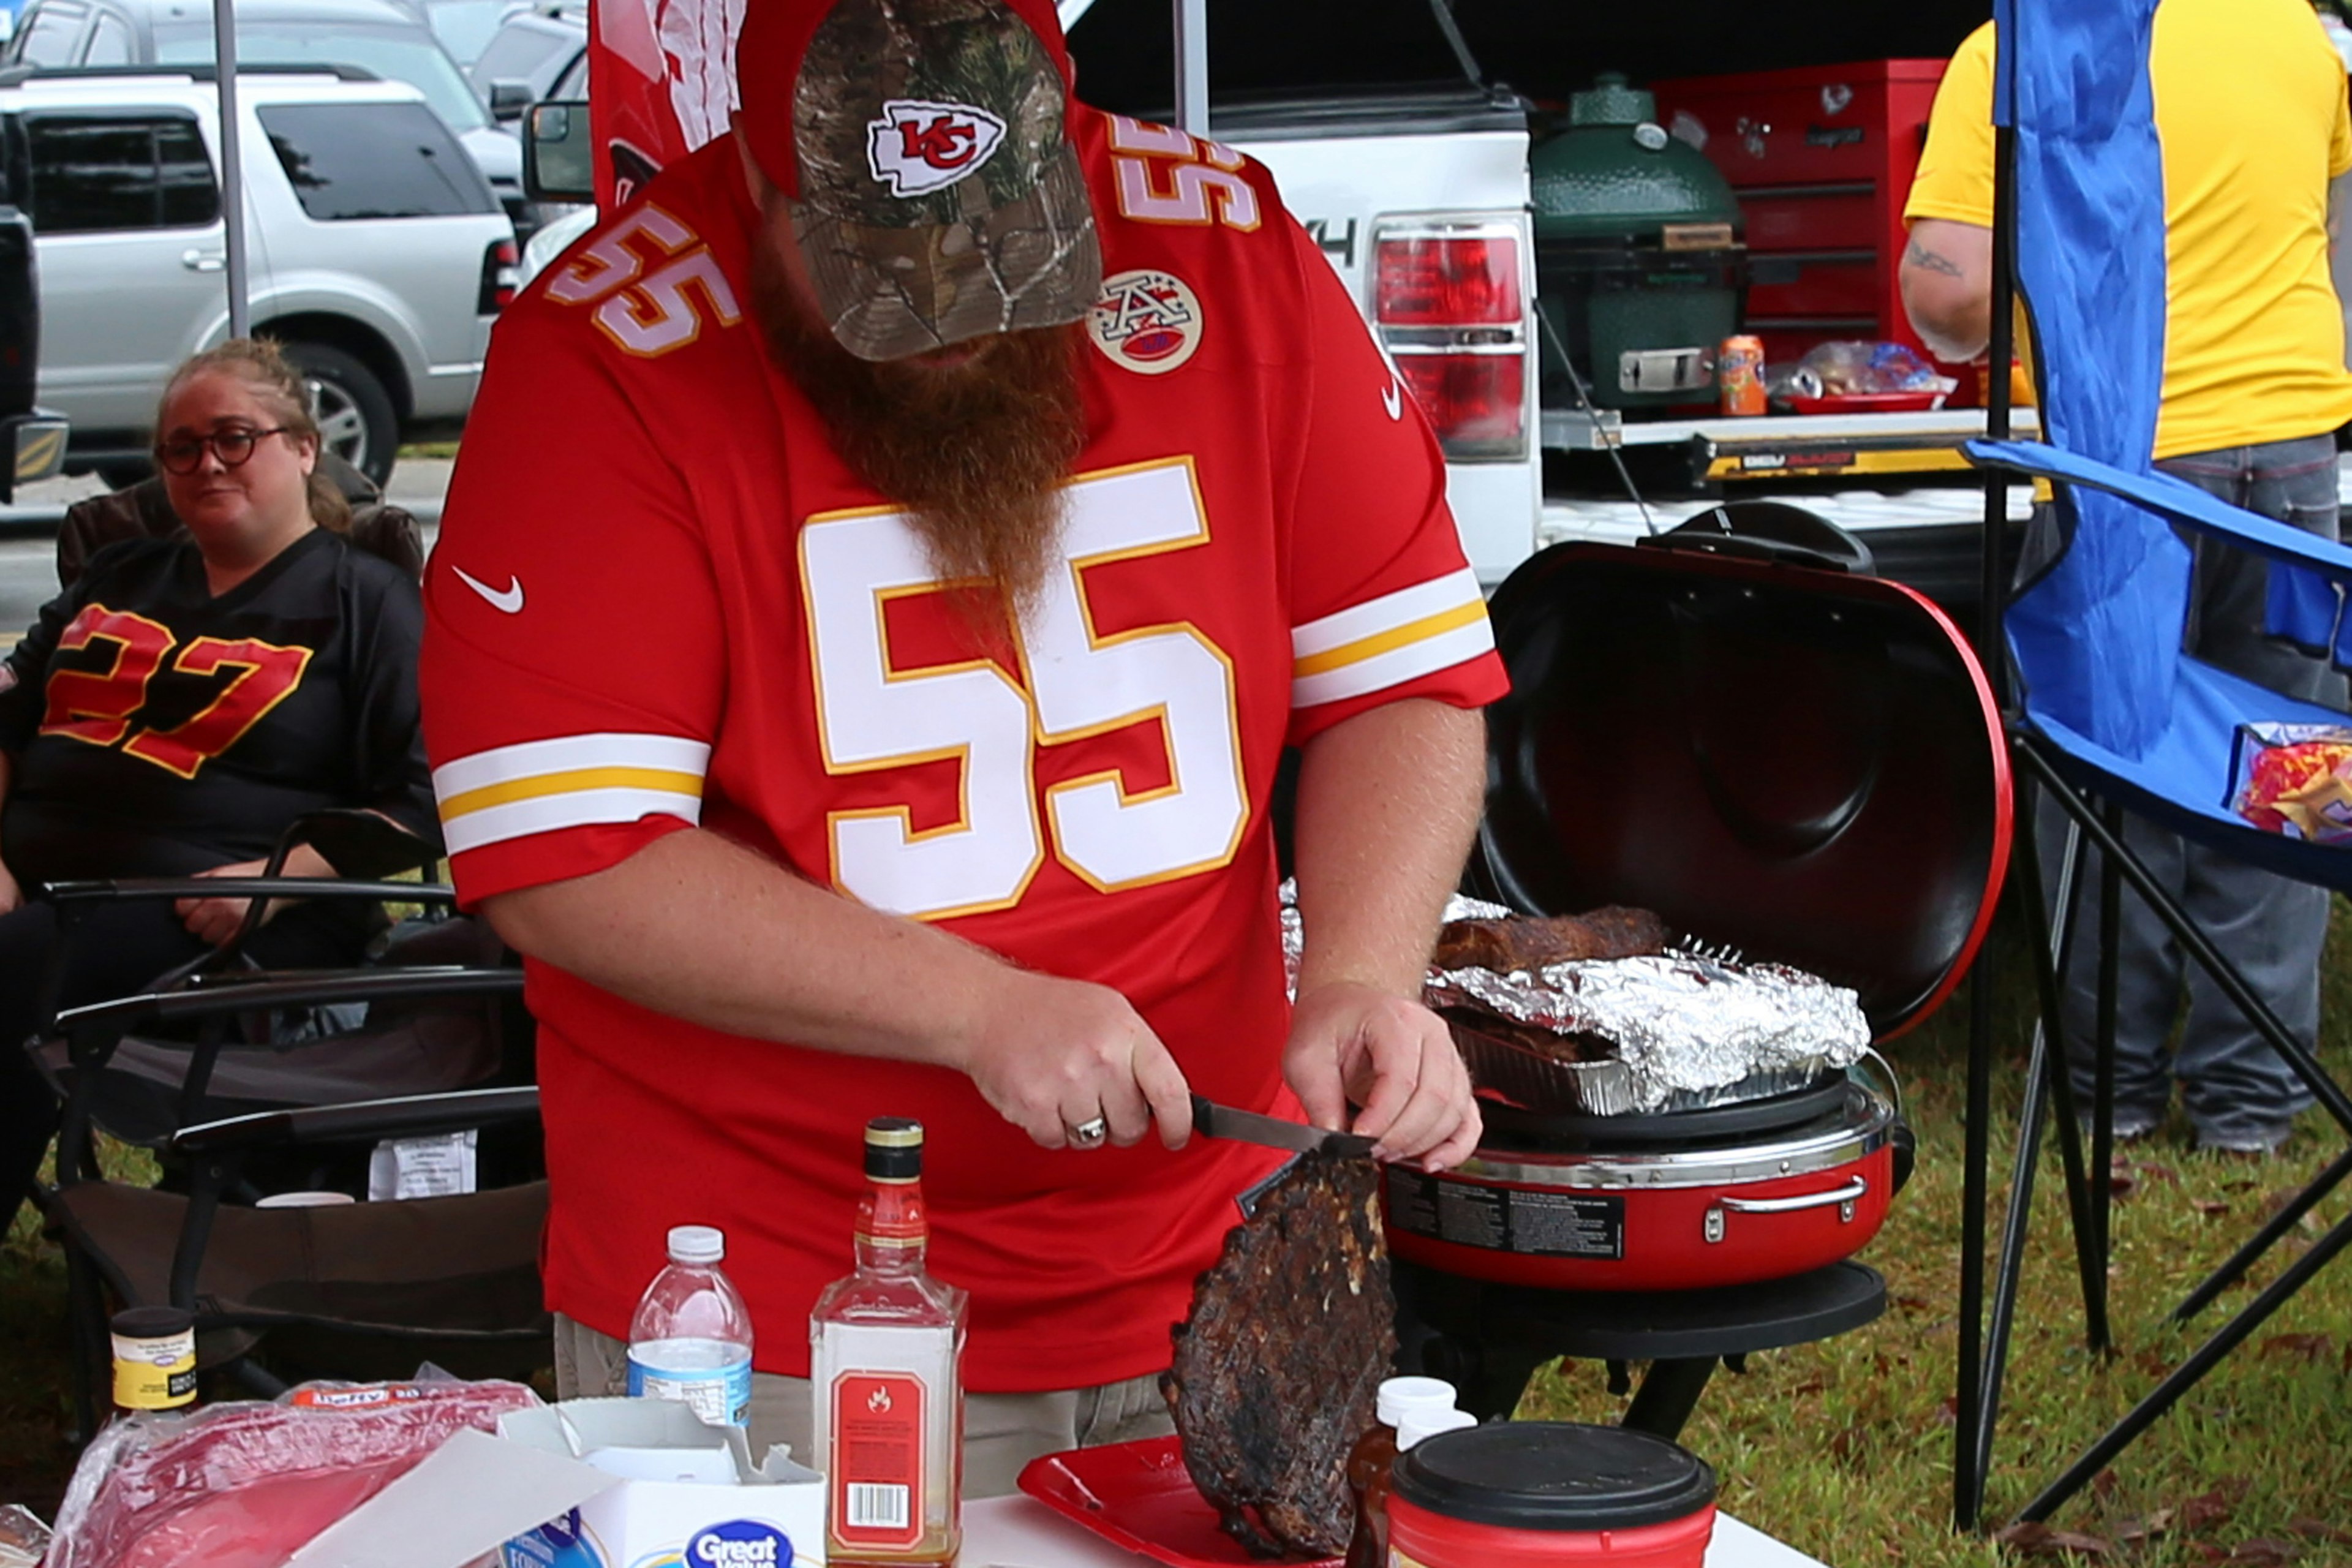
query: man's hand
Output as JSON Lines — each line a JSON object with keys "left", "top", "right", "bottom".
{"left": 951, "top": 967, "right": 1196, "bottom": 1152}
{"left": 177, "top": 859, "right": 268, "bottom": 945}
{"left": 0, "top": 858, "right": 21, "bottom": 918}
{"left": 1285, "top": 980, "right": 1479, "bottom": 1171}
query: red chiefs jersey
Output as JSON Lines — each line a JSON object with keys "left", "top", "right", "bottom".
{"left": 421, "top": 110, "right": 1508, "bottom": 1391}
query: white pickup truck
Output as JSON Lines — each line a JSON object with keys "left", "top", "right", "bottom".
{"left": 1058, "top": 0, "right": 2033, "bottom": 606}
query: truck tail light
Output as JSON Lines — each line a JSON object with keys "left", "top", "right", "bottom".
{"left": 1392, "top": 352, "right": 1526, "bottom": 459}
{"left": 1373, "top": 224, "right": 1531, "bottom": 462}
{"left": 1375, "top": 235, "right": 1523, "bottom": 325}
{"left": 480, "top": 238, "right": 520, "bottom": 314}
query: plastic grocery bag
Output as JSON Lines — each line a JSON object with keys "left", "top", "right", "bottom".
{"left": 45, "top": 1374, "right": 540, "bottom": 1568}
{"left": 0, "top": 1504, "right": 51, "bottom": 1568}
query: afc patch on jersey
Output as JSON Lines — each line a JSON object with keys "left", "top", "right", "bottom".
{"left": 866, "top": 100, "right": 1007, "bottom": 197}
{"left": 1087, "top": 269, "right": 1204, "bottom": 377}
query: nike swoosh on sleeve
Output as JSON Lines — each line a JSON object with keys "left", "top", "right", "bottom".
{"left": 1381, "top": 377, "right": 1404, "bottom": 421}
{"left": 452, "top": 567, "right": 526, "bottom": 615}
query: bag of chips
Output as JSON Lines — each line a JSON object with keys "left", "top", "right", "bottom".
{"left": 2228, "top": 722, "right": 2352, "bottom": 845}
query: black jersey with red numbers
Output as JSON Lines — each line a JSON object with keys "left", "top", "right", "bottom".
{"left": 0, "top": 529, "right": 437, "bottom": 884}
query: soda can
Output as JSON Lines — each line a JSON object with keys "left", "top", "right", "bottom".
{"left": 1719, "top": 334, "right": 1767, "bottom": 417}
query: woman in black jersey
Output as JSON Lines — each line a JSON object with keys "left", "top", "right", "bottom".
{"left": 0, "top": 339, "right": 439, "bottom": 1226}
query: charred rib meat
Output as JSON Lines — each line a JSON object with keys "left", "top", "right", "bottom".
{"left": 1432, "top": 905, "right": 1669, "bottom": 974}
{"left": 1162, "top": 1154, "right": 1395, "bottom": 1560}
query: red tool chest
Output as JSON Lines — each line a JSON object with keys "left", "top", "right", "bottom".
{"left": 1649, "top": 60, "right": 1950, "bottom": 380}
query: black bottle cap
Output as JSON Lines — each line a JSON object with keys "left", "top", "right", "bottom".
{"left": 865, "top": 1117, "right": 924, "bottom": 1181}
{"left": 111, "top": 1306, "right": 195, "bottom": 1341}
{"left": 1392, "top": 1421, "right": 1716, "bottom": 1532}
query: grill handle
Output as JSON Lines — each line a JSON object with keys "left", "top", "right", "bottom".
{"left": 1703, "top": 1175, "right": 1869, "bottom": 1243}
{"left": 1716, "top": 1177, "right": 1869, "bottom": 1215}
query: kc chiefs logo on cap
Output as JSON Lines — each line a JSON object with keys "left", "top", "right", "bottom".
{"left": 865, "top": 99, "right": 1008, "bottom": 197}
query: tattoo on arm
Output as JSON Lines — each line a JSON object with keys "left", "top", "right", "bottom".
{"left": 1905, "top": 237, "right": 1966, "bottom": 277}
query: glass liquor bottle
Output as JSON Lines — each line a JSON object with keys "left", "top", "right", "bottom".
{"left": 812, "top": 1117, "right": 968, "bottom": 1567}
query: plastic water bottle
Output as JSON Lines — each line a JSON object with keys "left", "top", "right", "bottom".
{"left": 626, "top": 1223, "right": 753, "bottom": 1428}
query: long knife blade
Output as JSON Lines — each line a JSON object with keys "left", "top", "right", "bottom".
{"left": 1189, "top": 1094, "right": 1377, "bottom": 1159}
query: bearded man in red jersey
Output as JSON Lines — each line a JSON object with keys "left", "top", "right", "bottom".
{"left": 423, "top": 0, "right": 1504, "bottom": 1491}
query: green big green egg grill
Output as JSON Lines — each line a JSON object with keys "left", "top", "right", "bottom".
{"left": 1532, "top": 74, "right": 1745, "bottom": 412}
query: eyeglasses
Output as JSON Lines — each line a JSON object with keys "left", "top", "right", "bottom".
{"left": 154, "top": 426, "right": 293, "bottom": 476}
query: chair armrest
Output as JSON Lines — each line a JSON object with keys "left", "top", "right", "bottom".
{"left": 183, "top": 964, "right": 484, "bottom": 991}
{"left": 40, "top": 876, "right": 456, "bottom": 908}
{"left": 274, "top": 808, "right": 439, "bottom": 881}
{"left": 1966, "top": 439, "right": 2352, "bottom": 580}
{"left": 56, "top": 966, "right": 523, "bottom": 1037}
{"left": 171, "top": 1085, "right": 540, "bottom": 1156}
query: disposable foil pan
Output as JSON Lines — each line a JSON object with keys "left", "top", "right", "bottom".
{"left": 1441, "top": 1010, "right": 1834, "bottom": 1118}
{"left": 1279, "top": 884, "right": 1869, "bottom": 1117}
{"left": 1420, "top": 895, "right": 1869, "bottom": 1117}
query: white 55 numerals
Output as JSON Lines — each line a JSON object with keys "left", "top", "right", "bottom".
{"left": 801, "top": 461, "right": 1248, "bottom": 921}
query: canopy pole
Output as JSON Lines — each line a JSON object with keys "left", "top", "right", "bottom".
{"left": 1172, "top": 0, "right": 1207, "bottom": 135}
{"left": 213, "top": 0, "right": 248, "bottom": 339}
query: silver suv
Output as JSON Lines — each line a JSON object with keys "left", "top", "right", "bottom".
{"left": 0, "top": 65, "right": 517, "bottom": 482}
{"left": 4, "top": 0, "right": 528, "bottom": 231}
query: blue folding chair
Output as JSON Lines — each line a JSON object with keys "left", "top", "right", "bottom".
{"left": 1953, "top": 0, "right": 2352, "bottom": 1528}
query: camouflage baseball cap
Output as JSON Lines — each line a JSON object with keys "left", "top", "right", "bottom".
{"left": 736, "top": 0, "right": 1102, "bottom": 361}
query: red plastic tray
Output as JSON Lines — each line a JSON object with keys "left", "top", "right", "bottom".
{"left": 1782, "top": 390, "right": 1947, "bottom": 415}
{"left": 1017, "top": 1434, "right": 1343, "bottom": 1568}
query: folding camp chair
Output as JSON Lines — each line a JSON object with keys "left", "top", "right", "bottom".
{"left": 40, "top": 973, "right": 546, "bottom": 1441}
{"left": 1950, "top": 0, "right": 2352, "bottom": 1527}
{"left": 56, "top": 451, "right": 424, "bottom": 587}
{"left": 25, "top": 809, "right": 527, "bottom": 1193}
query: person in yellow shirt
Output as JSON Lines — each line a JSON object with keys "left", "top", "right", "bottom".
{"left": 1901, "top": 0, "right": 2352, "bottom": 1158}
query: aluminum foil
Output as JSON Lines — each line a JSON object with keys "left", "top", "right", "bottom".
{"left": 1429, "top": 954, "right": 1869, "bottom": 1115}
{"left": 1278, "top": 885, "right": 1869, "bottom": 1115}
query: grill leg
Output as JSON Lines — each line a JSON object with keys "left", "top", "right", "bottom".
{"left": 1621, "top": 1357, "right": 1716, "bottom": 1442}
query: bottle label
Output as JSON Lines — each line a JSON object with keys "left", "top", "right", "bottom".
{"left": 627, "top": 1349, "right": 752, "bottom": 1428}
{"left": 827, "top": 1370, "right": 925, "bottom": 1551}
{"left": 111, "top": 1326, "right": 197, "bottom": 1411}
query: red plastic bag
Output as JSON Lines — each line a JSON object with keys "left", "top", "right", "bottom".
{"left": 45, "top": 1377, "right": 540, "bottom": 1568}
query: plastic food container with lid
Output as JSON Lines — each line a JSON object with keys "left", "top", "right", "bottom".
{"left": 1385, "top": 1421, "right": 1717, "bottom": 1568}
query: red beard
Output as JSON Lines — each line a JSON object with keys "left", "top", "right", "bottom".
{"left": 750, "top": 235, "right": 1087, "bottom": 619}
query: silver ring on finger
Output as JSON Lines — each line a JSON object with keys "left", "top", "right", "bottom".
{"left": 1067, "top": 1114, "right": 1110, "bottom": 1150}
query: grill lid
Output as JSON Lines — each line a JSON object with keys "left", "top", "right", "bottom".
{"left": 1532, "top": 74, "right": 1740, "bottom": 243}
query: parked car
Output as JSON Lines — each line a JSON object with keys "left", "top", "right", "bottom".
{"left": 467, "top": 0, "right": 579, "bottom": 108}
{"left": 0, "top": 110, "right": 66, "bottom": 502}
{"left": 404, "top": 0, "right": 514, "bottom": 67}
{"left": 3, "top": 0, "right": 529, "bottom": 230}
{"left": 0, "top": 64, "right": 518, "bottom": 482}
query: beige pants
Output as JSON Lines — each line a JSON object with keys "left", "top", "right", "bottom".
{"left": 554, "top": 1314, "right": 1175, "bottom": 1499}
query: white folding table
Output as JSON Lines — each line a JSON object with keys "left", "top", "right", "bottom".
{"left": 962, "top": 1492, "right": 1836, "bottom": 1568}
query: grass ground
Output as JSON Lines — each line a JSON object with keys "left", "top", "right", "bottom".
{"left": 4, "top": 908, "right": 2351, "bottom": 1562}
{"left": 1521, "top": 907, "right": 2352, "bottom": 1566}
